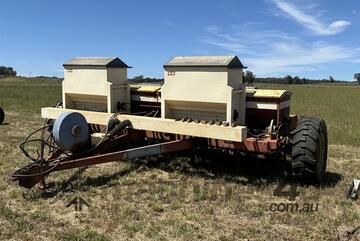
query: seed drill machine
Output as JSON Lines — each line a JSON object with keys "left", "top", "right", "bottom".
{"left": 11, "top": 56, "right": 328, "bottom": 188}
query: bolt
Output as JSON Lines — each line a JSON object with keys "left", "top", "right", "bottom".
{"left": 71, "top": 125, "right": 82, "bottom": 137}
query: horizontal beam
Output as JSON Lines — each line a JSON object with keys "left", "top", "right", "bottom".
{"left": 41, "top": 107, "right": 247, "bottom": 142}
{"left": 53, "top": 140, "right": 192, "bottom": 171}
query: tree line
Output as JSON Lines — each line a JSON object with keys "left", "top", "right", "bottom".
{"left": 0, "top": 66, "right": 16, "bottom": 77}
{"left": 243, "top": 71, "right": 360, "bottom": 85}
{"left": 129, "top": 72, "right": 359, "bottom": 85}
{"left": 128, "top": 75, "right": 164, "bottom": 83}
{"left": 2, "top": 66, "right": 359, "bottom": 85}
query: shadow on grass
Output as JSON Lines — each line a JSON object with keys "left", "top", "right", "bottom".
{"left": 142, "top": 150, "right": 342, "bottom": 188}
{"left": 23, "top": 150, "right": 342, "bottom": 199}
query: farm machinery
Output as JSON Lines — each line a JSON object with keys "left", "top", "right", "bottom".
{"left": 11, "top": 56, "right": 328, "bottom": 189}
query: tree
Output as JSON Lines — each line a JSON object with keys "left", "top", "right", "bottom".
{"left": 244, "top": 71, "right": 255, "bottom": 84}
{"left": 354, "top": 73, "right": 360, "bottom": 85}
{"left": 329, "top": 76, "right": 335, "bottom": 83}
{"left": 0, "top": 66, "right": 16, "bottom": 77}
{"left": 284, "top": 75, "right": 294, "bottom": 84}
{"left": 132, "top": 75, "right": 144, "bottom": 80}
{"left": 294, "top": 76, "right": 301, "bottom": 84}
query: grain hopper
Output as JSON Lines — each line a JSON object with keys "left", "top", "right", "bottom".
{"left": 11, "top": 56, "right": 328, "bottom": 189}
{"left": 162, "top": 56, "right": 245, "bottom": 125}
{"left": 62, "top": 57, "right": 131, "bottom": 113}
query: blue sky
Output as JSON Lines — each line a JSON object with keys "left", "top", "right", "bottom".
{"left": 0, "top": 0, "right": 359, "bottom": 80}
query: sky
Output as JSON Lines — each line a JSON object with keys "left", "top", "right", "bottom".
{"left": 0, "top": 0, "right": 359, "bottom": 80}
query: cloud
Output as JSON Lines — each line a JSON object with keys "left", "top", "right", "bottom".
{"left": 246, "top": 42, "right": 354, "bottom": 74}
{"left": 202, "top": 25, "right": 250, "bottom": 53}
{"left": 202, "top": 24, "right": 298, "bottom": 55}
{"left": 202, "top": 25, "right": 358, "bottom": 76}
{"left": 272, "top": 0, "right": 350, "bottom": 35}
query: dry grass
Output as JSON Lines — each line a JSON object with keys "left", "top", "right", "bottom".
{"left": 0, "top": 77, "right": 359, "bottom": 241}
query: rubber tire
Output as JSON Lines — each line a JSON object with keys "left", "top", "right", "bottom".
{"left": 0, "top": 107, "right": 4, "bottom": 125}
{"left": 290, "top": 117, "right": 328, "bottom": 184}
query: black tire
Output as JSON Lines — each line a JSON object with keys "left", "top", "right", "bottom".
{"left": 290, "top": 117, "right": 328, "bottom": 184}
{"left": 0, "top": 107, "right": 4, "bottom": 125}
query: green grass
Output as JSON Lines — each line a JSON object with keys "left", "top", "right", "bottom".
{"left": 261, "top": 84, "right": 360, "bottom": 146}
{"left": 0, "top": 77, "right": 359, "bottom": 241}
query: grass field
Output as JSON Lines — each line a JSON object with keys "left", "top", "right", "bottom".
{"left": 0, "top": 77, "right": 359, "bottom": 241}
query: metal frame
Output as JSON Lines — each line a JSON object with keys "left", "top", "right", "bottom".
{"left": 12, "top": 139, "right": 192, "bottom": 189}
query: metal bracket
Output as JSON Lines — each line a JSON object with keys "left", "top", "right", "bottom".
{"left": 347, "top": 179, "right": 360, "bottom": 200}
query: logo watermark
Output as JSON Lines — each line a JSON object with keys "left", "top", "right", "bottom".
{"left": 62, "top": 180, "right": 321, "bottom": 215}
{"left": 66, "top": 195, "right": 90, "bottom": 212}
{"left": 273, "top": 182, "right": 300, "bottom": 201}
{"left": 269, "top": 202, "right": 319, "bottom": 212}
{"left": 269, "top": 182, "right": 319, "bottom": 213}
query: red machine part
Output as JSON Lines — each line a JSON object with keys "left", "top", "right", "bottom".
{"left": 144, "top": 131, "right": 278, "bottom": 153}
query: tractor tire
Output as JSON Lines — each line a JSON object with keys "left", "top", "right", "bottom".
{"left": 0, "top": 107, "right": 4, "bottom": 125}
{"left": 290, "top": 117, "right": 328, "bottom": 184}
